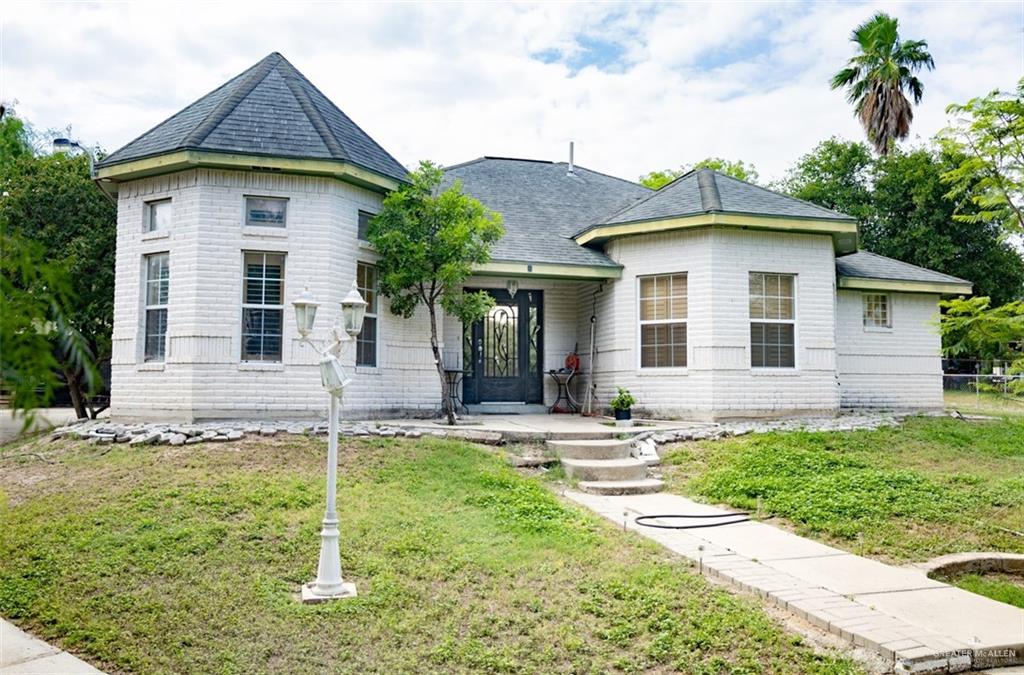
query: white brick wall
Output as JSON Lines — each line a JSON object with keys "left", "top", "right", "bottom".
{"left": 111, "top": 169, "right": 441, "bottom": 421}
{"left": 110, "top": 173, "right": 943, "bottom": 421}
{"left": 578, "top": 228, "right": 841, "bottom": 420}
{"left": 835, "top": 290, "right": 944, "bottom": 409}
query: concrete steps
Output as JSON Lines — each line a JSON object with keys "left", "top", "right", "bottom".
{"left": 548, "top": 439, "right": 664, "bottom": 495}
{"left": 577, "top": 478, "right": 665, "bottom": 495}
{"left": 546, "top": 438, "right": 633, "bottom": 460}
{"left": 561, "top": 457, "right": 648, "bottom": 482}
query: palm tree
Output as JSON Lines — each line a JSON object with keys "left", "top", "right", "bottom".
{"left": 831, "top": 13, "right": 934, "bottom": 155}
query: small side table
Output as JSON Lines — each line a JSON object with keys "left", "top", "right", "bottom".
{"left": 547, "top": 369, "right": 579, "bottom": 414}
{"left": 443, "top": 369, "right": 468, "bottom": 415}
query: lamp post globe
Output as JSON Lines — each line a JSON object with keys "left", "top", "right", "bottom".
{"left": 51, "top": 137, "right": 97, "bottom": 178}
{"left": 341, "top": 281, "right": 367, "bottom": 337}
{"left": 292, "top": 286, "right": 319, "bottom": 338}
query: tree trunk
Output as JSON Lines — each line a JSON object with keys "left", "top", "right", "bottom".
{"left": 427, "top": 302, "right": 456, "bottom": 425}
{"left": 62, "top": 365, "right": 88, "bottom": 420}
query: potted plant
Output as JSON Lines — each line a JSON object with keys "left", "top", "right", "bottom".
{"left": 609, "top": 387, "right": 636, "bottom": 423}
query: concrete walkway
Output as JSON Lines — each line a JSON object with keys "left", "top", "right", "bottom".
{"left": 1, "top": 619, "right": 103, "bottom": 674}
{"left": 567, "top": 490, "right": 1024, "bottom": 674}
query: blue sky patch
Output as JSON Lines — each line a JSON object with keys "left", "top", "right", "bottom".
{"left": 533, "top": 35, "right": 630, "bottom": 74}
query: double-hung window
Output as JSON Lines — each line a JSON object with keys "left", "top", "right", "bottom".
{"left": 356, "top": 262, "right": 378, "bottom": 367}
{"left": 145, "top": 199, "right": 171, "bottom": 233}
{"left": 749, "top": 272, "right": 796, "bottom": 368}
{"left": 245, "top": 197, "right": 287, "bottom": 228}
{"left": 639, "top": 273, "right": 687, "bottom": 368}
{"left": 242, "top": 252, "right": 285, "bottom": 361}
{"left": 862, "top": 293, "right": 891, "bottom": 329}
{"left": 144, "top": 253, "right": 169, "bottom": 362}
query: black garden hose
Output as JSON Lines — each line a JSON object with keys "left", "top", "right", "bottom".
{"left": 635, "top": 512, "right": 750, "bottom": 530}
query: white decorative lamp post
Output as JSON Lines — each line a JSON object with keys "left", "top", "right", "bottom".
{"left": 294, "top": 283, "right": 366, "bottom": 603}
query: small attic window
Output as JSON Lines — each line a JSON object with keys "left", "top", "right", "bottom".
{"left": 245, "top": 196, "right": 288, "bottom": 228}
{"left": 358, "top": 210, "right": 376, "bottom": 241}
{"left": 145, "top": 199, "right": 171, "bottom": 233}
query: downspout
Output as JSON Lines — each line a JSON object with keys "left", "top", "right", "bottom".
{"left": 584, "top": 281, "right": 604, "bottom": 415}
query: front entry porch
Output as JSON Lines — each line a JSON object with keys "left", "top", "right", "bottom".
{"left": 442, "top": 275, "right": 607, "bottom": 414}
{"left": 462, "top": 288, "right": 544, "bottom": 406}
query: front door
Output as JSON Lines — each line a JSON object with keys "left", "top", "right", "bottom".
{"left": 463, "top": 289, "right": 543, "bottom": 404}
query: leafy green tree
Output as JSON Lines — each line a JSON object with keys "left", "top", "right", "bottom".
{"left": 638, "top": 168, "right": 683, "bottom": 190}
{"left": 0, "top": 229, "right": 98, "bottom": 422}
{"left": 0, "top": 110, "right": 115, "bottom": 418}
{"left": 0, "top": 105, "right": 33, "bottom": 162}
{"left": 940, "top": 297, "right": 1024, "bottom": 396}
{"left": 639, "top": 157, "right": 760, "bottom": 189}
{"left": 777, "top": 138, "right": 874, "bottom": 222}
{"left": 369, "top": 161, "right": 504, "bottom": 425}
{"left": 869, "top": 147, "right": 1024, "bottom": 305}
{"left": 781, "top": 139, "right": 1024, "bottom": 305}
{"left": 831, "top": 12, "right": 934, "bottom": 155}
{"left": 692, "top": 158, "right": 759, "bottom": 184}
{"left": 939, "top": 78, "right": 1024, "bottom": 235}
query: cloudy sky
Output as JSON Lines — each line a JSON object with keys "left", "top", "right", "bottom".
{"left": 2, "top": 1, "right": 1021, "bottom": 183}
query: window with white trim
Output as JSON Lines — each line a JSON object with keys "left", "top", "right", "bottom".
{"left": 357, "top": 210, "right": 375, "bottom": 241}
{"left": 143, "top": 253, "right": 169, "bottom": 362}
{"left": 242, "top": 252, "right": 285, "bottom": 361}
{"left": 639, "top": 273, "right": 687, "bottom": 368}
{"left": 356, "top": 262, "right": 378, "bottom": 367}
{"left": 862, "top": 293, "right": 891, "bottom": 328}
{"left": 749, "top": 272, "right": 796, "bottom": 368}
{"left": 145, "top": 199, "right": 171, "bottom": 233}
{"left": 245, "top": 196, "right": 288, "bottom": 228}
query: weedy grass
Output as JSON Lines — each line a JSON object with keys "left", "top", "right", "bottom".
{"left": 0, "top": 435, "right": 858, "bottom": 675}
{"left": 661, "top": 416, "right": 1024, "bottom": 563}
{"left": 944, "top": 390, "right": 1024, "bottom": 417}
{"left": 936, "top": 572, "right": 1024, "bottom": 609}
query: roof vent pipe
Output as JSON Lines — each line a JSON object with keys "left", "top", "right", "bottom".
{"left": 567, "top": 141, "right": 575, "bottom": 176}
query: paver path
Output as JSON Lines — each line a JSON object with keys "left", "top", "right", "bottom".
{"left": 1, "top": 619, "right": 104, "bottom": 674}
{"left": 567, "top": 490, "right": 1024, "bottom": 674}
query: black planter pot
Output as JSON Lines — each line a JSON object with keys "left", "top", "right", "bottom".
{"left": 614, "top": 408, "right": 631, "bottom": 421}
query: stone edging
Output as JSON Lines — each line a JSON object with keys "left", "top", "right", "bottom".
{"left": 47, "top": 411, "right": 927, "bottom": 449}
{"left": 915, "top": 552, "right": 1024, "bottom": 578}
{"left": 47, "top": 420, "right": 503, "bottom": 447}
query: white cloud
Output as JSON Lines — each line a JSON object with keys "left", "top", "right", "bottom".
{"left": 2, "top": 0, "right": 1021, "bottom": 183}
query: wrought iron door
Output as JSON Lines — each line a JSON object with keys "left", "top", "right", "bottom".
{"left": 463, "top": 289, "right": 543, "bottom": 404}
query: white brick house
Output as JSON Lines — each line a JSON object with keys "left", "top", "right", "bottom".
{"left": 95, "top": 53, "right": 971, "bottom": 422}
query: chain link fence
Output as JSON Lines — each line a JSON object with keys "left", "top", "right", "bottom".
{"left": 942, "top": 360, "right": 1024, "bottom": 415}
{"left": 943, "top": 373, "right": 1022, "bottom": 394}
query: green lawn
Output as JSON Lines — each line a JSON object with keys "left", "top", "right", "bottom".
{"left": 660, "top": 416, "right": 1024, "bottom": 564}
{"left": 0, "top": 435, "right": 858, "bottom": 675}
{"left": 935, "top": 572, "right": 1024, "bottom": 609}
{"left": 944, "top": 390, "right": 1024, "bottom": 417}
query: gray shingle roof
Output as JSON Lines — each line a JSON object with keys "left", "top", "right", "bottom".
{"left": 836, "top": 251, "right": 971, "bottom": 286}
{"left": 597, "top": 169, "right": 856, "bottom": 227}
{"left": 443, "top": 157, "right": 651, "bottom": 267}
{"left": 97, "top": 52, "right": 408, "bottom": 183}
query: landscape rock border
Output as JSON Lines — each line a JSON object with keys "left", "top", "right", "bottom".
{"left": 48, "top": 419, "right": 503, "bottom": 447}
{"left": 48, "top": 411, "right": 932, "bottom": 450}
{"left": 915, "top": 551, "right": 1024, "bottom": 578}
